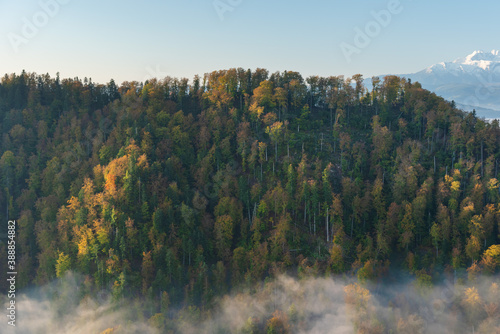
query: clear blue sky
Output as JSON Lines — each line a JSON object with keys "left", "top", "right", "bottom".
{"left": 1, "top": 0, "right": 499, "bottom": 84}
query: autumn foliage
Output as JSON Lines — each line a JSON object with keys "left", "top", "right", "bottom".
{"left": 0, "top": 70, "right": 499, "bottom": 330}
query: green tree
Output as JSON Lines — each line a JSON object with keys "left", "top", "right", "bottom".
{"left": 265, "top": 121, "right": 283, "bottom": 162}
{"left": 430, "top": 222, "right": 441, "bottom": 258}
{"left": 214, "top": 215, "right": 234, "bottom": 261}
{"left": 55, "top": 252, "right": 71, "bottom": 278}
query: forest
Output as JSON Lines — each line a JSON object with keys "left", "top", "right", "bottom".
{"left": 0, "top": 69, "right": 499, "bottom": 333}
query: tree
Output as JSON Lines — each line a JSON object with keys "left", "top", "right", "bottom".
{"left": 344, "top": 283, "right": 371, "bottom": 314}
{"left": 214, "top": 215, "right": 234, "bottom": 262}
{"left": 357, "top": 260, "right": 375, "bottom": 283}
{"left": 430, "top": 222, "right": 441, "bottom": 258}
{"left": 271, "top": 213, "right": 291, "bottom": 261}
{"left": 237, "top": 121, "right": 251, "bottom": 166}
{"left": 371, "top": 115, "right": 393, "bottom": 171}
{"left": 0, "top": 150, "right": 15, "bottom": 191}
{"left": 55, "top": 252, "right": 71, "bottom": 278}
{"left": 396, "top": 314, "right": 426, "bottom": 334}
{"left": 462, "top": 286, "right": 485, "bottom": 327}
{"left": 258, "top": 142, "right": 267, "bottom": 179}
{"left": 398, "top": 202, "right": 415, "bottom": 251}
{"left": 203, "top": 70, "right": 234, "bottom": 110}
{"left": 141, "top": 251, "right": 154, "bottom": 295}
{"left": 274, "top": 87, "right": 287, "bottom": 120}
{"left": 252, "top": 80, "right": 275, "bottom": 111}
{"left": 371, "top": 177, "right": 385, "bottom": 220}
{"left": 466, "top": 235, "right": 482, "bottom": 263}
{"left": 266, "top": 121, "right": 283, "bottom": 162}
{"left": 241, "top": 317, "right": 259, "bottom": 334}
{"left": 482, "top": 244, "right": 500, "bottom": 273}
{"left": 266, "top": 310, "right": 290, "bottom": 334}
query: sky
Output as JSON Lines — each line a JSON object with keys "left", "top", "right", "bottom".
{"left": 1, "top": 0, "right": 499, "bottom": 85}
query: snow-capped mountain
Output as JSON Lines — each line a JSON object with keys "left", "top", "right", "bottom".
{"left": 403, "top": 50, "right": 500, "bottom": 118}
{"left": 409, "top": 50, "right": 500, "bottom": 86}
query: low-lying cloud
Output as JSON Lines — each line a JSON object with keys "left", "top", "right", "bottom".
{"left": 1, "top": 272, "right": 158, "bottom": 334}
{"left": 2, "top": 272, "right": 500, "bottom": 333}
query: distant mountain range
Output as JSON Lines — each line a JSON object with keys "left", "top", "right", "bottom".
{"left": 375, "top": 50, "right": 500, "bottom": 119}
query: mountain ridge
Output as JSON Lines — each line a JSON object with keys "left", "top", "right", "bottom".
{"left": 370, "top": 50, "right": 500, "bottom": 118}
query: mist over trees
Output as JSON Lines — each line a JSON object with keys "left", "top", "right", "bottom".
{"left": 0, "top": 69, "right": 499, "bottom": 333}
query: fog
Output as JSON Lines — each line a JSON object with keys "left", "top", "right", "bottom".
{"left": 1, "top": 272, "right": 158, "bottom": 334}
{"left": 186, "top": 274, "right": 500, "bottom": 333}
{"left": 2, "top": 272, "right": 499, "bottom": 333}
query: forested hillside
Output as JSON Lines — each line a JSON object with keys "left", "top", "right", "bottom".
{"left": 1, "top": 69, "right": 500, "bottom": 332}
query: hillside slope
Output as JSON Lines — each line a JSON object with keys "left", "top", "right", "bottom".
{"left": 0, "top": 70, "right": 499, "bottom": 307}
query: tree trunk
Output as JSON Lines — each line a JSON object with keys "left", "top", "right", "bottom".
{"left": 313, "top": 212, "right": 316, "bottom": 236}
{"left": 350, "top": 216, "right": 354, "bottom": 238}
{"left": 326, "top": 206, "right": 329, "bottom": 242}
{"left": 481, "top": 141, "right": 484, "bottom": 178}
{"left": 304, "top": 200, "right": 307, "bottom": 232}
